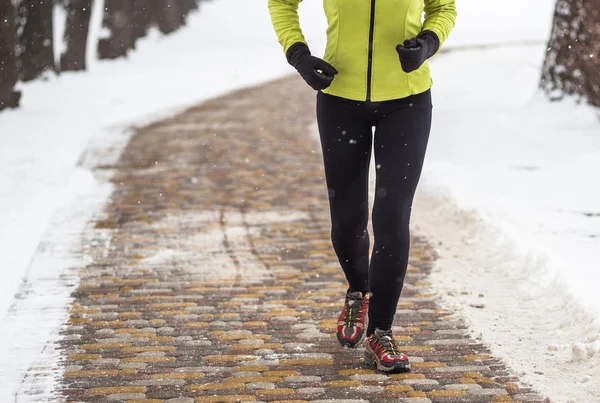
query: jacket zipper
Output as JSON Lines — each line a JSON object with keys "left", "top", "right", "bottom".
{"left": 365, "top": 0, "right": 377, "bottom": 101}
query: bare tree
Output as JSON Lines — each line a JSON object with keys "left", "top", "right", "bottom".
{"left": 0, "top": 0, "right": 21, "bottom": 110}
{"left": 60, "top": 0, "right": 93, "bottom": 71}
{"left": 541, "top": 0, "right": 600, "bottom": 107}
{"left": 153, "top": 0, "right": 184, "bottom": 35}
{"left": 98, "top": 0, "right": 136, "bottom": 59}
{"left": 17, "top": 0, "right": 55, "bottom": 81}
{"left": 98, "top": 0, "right": 202, "bottom": 59}
{"left": 181, "top": 0, "right": 200, "bottom": 16}
{"left": 132, "top": 0, "right": 153, "bottom": 41}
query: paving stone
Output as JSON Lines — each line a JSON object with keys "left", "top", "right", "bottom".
{"left": 255, "top": 349, "right": 275, "bottom": 355}
{"left": 310, "top": 400, "right": 369, "bottom": 403}
{"left": 240, "top": 360, "right": 279, "bottom": 367}
{"left": 272, "top": 316, "right": 299, "bottom": 322}
{"left": 469, "top": 388, "right": 509, "bottom": 396}
{"left": 239, "top": 339, "right": 265, "bottom": 345}
{"left": 246, "top": 382, "right": 276, "bottom": 389}
{"left": 195, "top": 396, "right": 257, "bottom": 402}
{"left": 96, "top": 329, "right": 116, "bottom": 336}
{"left": 175, "top": 367, "right": 232, "bottom": 374}
{"left": 425, "top": 339, "right": 477, "bottom": 345}
{"left": 120, "top": 362, "right": 147, "bottom": 369}
{"left": 265, "top": 370, "right": 300, "bottom": 377}
{"left": 106, "top": 393, "right": 147, "bottom": 400}
{"left": 296, "top": 387, "right": 326, "bottom": 395}
{"left": 284, "top": 376, "right": 321, "bottom": 383}
{"left": 349, "top": 374, "right": 388, "bottom": 381}
{"left": 428, "top": 390, "right": 468, "bottom": 397}
{"left": 89, "top": 386, "right": 147, "bottom": 394}
{"left": 232, "top": 372, "right": 262, "bottom": 377}
{"left": 224, "top": 330, "right": 253, "bottom": 336}
{"left": 131, "top": 379, "right": 187, "bottom": 386}
{"left": 283, "top": 343, "right": 314, "bottom": 350}
{"left": 433, "top": 366, "right": 489, "bottom": 373}
{"left": 92, "top": 358, "right": 121, "bottom": 367}
{"left": 402, "top": 379, "right": 440, "bottom": 385}
{"left": 444, "top": 384, "right": 483, "bottom": 391}
{"left": 166, "top": 398, "right": 195, "bottom": 403}
{"left": 138, "top": 351, "right": 167, "bottom": 357}
{"left": 350, "top": 385, "right": 385, "bottom": 393}
{"left": 291, "top": 324, "right": 318, "bottom": 330}
{"left": 435, "top": 330, "right": 466, "bottom": 335}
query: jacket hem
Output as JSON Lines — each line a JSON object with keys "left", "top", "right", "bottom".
{"left": 323, "top": 82, "right": 432, "bottom": 102}
{"left": 321, "top": 88, "right": 368, "bottom": 101}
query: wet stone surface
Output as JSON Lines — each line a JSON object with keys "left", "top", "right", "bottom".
{"left": 55, "top": 77, "right": 549, "bottom": 403}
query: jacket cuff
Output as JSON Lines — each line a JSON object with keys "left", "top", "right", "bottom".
{"left": 286, "top": 42, "right": 310, "bottom": 67}
{"left": 417, "top": 30, "right": 440, "bottom": 58}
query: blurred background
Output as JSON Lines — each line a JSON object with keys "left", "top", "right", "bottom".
{"left": 0, "top": 0, "right": 599, "bottom": 402}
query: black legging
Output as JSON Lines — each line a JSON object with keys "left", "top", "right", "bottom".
{"left": 316, "top": 89, "right": 432, "bottom": 335}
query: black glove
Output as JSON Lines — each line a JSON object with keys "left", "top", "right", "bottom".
{"left": 286, "top": 42, "right": 338, "bottom": 91}
{"left": 396, "top": 30, "right": 440, "bottom": 73}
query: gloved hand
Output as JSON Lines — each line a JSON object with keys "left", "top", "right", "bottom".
{"left": 396, "top": 30, "right": 440, "bottom": 73}
{"left": 286, "top": 42, "right": 338, "bottom": 91}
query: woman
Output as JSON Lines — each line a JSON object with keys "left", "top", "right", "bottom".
{"left": 268, "top": 0, "right": 456, "bottom": 372}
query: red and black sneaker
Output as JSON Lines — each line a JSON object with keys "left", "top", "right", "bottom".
{"left": 336, "top": 291, "right": 369, "bottom": 347}
{"left": 364, "top": 329, "right": 410, "bottom": 372}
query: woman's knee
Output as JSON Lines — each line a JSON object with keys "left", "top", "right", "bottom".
{"left": 372, "top": 195, "right": 414, "bottom": 242}
{"left": 331, "top": 200, "right": 369, "bottom": 235}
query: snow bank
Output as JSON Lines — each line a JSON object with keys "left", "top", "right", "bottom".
{"left": 413, "top": 184, "right": 600, "bottom": 403}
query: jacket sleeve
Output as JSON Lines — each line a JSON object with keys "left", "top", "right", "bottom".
{"left": 423, "top": 0, "right": 457, "bottom": 47}
{"left": 268, "top": 0, "right": 307, "bottom": 55}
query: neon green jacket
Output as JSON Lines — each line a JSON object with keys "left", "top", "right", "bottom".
{"left": 268, "top": 0, "right": 456, "bottom": 102}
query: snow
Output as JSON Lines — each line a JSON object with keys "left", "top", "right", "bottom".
{"left": 1, "top": 0, "right": 599, "bottom": 401}
{"left": 2, "top": 170, "right": 112, "bottom": 402}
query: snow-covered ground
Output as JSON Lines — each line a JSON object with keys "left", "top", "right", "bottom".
{"left": 1, "top": 0, "right": 599, "bottom": 401}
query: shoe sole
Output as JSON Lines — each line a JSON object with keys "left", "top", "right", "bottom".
{"left": 363, "top": 346, "right": 410, "bottom": 373}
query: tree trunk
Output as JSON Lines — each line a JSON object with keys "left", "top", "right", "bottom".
{"left": 18, "top": 0, "right": 55, "bottom": 81}
{"left": 131, "top": 0, "right": 153, "bottom": 42}
{"left": 180, "top": 0, "right": 199, "bottom": 18}
{"left": 541, "top": 0, "right": 600, "bottom": 107}
{"left": 60, "top": 0, "right": 93, "bottom": 71}
{"left": 153, "top": 0, "right": 184, "bottom": 35}
{"left": 0, "top": 0, "right": 21, "bottom": 110}
{"left": 97, "top": 0, "right": 135, "bottom": 59}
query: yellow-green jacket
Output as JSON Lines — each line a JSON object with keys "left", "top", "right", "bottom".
{"left": 268, "top": 0, "right": 456, "bottom": 102}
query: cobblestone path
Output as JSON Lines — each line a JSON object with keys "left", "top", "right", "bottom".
{"left": 57, "top": 77, "right": 548, "bottom": 403}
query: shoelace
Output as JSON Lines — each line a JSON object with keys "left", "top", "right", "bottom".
{"left": 374, "top": 330, "right": 401, "bottom": 356}
{"left": 344, "top": 294, "right": 364, "bottom": 327}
